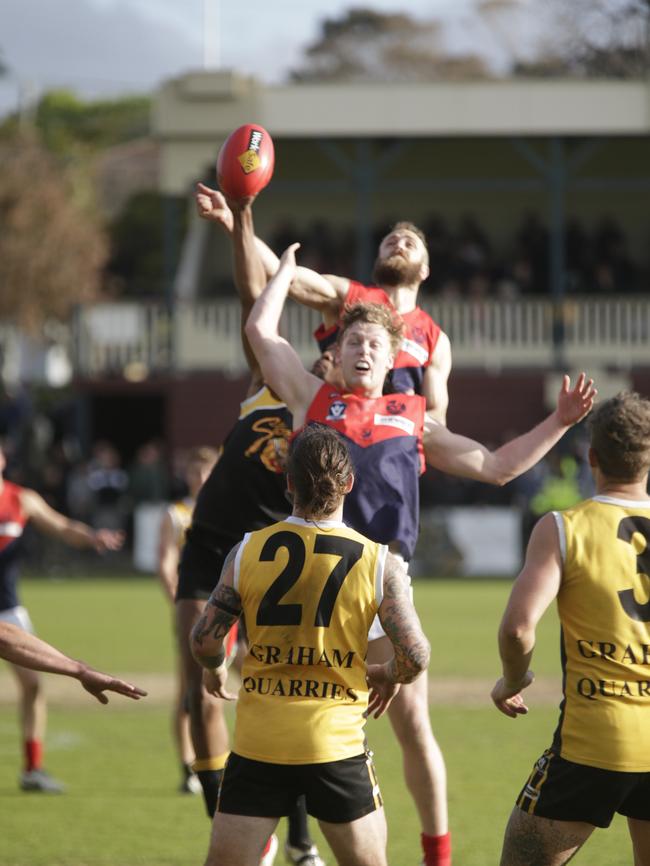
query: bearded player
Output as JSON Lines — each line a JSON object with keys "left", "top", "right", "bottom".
{"left": 195, "top": 185, "right": 451, "bottom": 423}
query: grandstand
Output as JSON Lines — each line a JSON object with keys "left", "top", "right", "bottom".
{"left": 70, "top": 72, "right": 650, "bottom": 447}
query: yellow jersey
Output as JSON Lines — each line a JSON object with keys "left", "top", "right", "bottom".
{"left": 552, "top": 495, "right": 650, "bottom": 771}
{"left": 167, "top": 498, "right": 194, "bottom": 547}
{"left": 232, "top": 516, "right": 387, "bottom": 764}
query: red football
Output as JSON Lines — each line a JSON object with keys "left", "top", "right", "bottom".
{"left": 216, "top": 124, "right": 275, "bottom": 200}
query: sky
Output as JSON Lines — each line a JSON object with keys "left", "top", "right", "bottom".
{"left": 0, "top": 0, "right": 500, "bottom": 117}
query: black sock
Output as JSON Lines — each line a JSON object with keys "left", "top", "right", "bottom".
{"left": 196, "top": 769, "right": 223, "bottom": 818}
{"left": 288, "top": 795, "right": 312, "bottom": 850}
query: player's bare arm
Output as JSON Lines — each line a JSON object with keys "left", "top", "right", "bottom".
{"left": 244, "top": 243, "right": 323, "bottom": 424}
{"left": 229, "top": 198, "right": 269, "bottom": 392}
{"left": 19, "top": 488, "right": 124, "bottom": 552}
{"left": 195, "top": 183, "right": 347, "bottom": 319}
{"left": 190, "top": 543, "right": 242, "bottom": 699}
{"left": 157, "top": 512, "right": 179, "bottom": 603}
{"left": 0, "top": 622, "right": 147, "bottom": 704}
{"left": 491, "top": 514, "right": 563, "bottom": 718}
{"left": 423, "top": 373, "right": 596, "bottom": 485}
{"left": 367, "top": 553, "right": 430, "bottom": 719}
{"left": 422, "top": 330, "right": 451, "bottom": 423}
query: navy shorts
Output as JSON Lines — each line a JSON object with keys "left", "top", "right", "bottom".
{"left": 176, "top": 528, "right": 228, "bottom": 601}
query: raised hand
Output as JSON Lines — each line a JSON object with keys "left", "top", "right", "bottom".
{"left": 195, "top": 183, "right": 234, "bottom": 232}
{"left": 556, "top": 373, "right": 597, "bottom": 426}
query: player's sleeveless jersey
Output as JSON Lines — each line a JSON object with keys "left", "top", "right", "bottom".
{"left": 305, "top": 384, "right": 425, "bottom": 561}
{"left": 167, "top": 498, "right": 194, "bottom": 547}
{"left": 232, "top": 516, "right": 386, "bottom": 764}
{"left": 551, "top": 495, "right": 650, "bottom": 771}
{"left": 314, "top": 281, "right": 442, "bottom": 395}
{"left": 189, "top": 387, "right": 292, "bottom": 549}
{"left": 0, "top": 481, "right": 28, "bottom": 612}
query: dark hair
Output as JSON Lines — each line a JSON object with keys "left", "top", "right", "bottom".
{"left": 589, "top": 391, "right": 650, "bottom": 481}
{"left": 287, "top": 424, "right": 353, "bottom": 519}
{"left": 339, "top": 301, "right": 404, "bottom": 356}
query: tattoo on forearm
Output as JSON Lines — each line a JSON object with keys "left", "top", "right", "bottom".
{"left": 191, "top": 547, "right": 242, "bottom": 668}
{"left": 379, "top": 563, "right": 430, "bottom": 684}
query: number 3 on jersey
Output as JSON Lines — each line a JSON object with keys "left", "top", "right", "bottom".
{"left": 617, "top": 516, "right": 650, "bottom": 622}
{"left": 256, "top": 530, "right": 364, "bottom": 627}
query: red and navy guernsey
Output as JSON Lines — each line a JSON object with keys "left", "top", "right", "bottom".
{"left": 305, "top": 383, "right": 425, "bottom": 561}
{"left": 314, "top": 281, "right": 442, "bottom": 396}
{"left": 0, "top": 481, "right": 28, "bottom": 612}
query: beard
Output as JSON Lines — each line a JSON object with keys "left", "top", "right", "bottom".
{"left": 372, "top": 254, "right": 423, "bottom": 288}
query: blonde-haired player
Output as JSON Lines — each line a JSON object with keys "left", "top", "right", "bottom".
{"left": 492, "top": 391, "right": 650, "bottom": 866}
{"left": 158, "top": 446, "right": 221, "bottom": 794}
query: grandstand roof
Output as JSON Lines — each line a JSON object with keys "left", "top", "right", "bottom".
{"left": 153, "top": 71, "right": 650, "bottom": 193}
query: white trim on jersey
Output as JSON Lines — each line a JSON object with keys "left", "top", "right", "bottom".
{"left": 592, "top": 495, "right": 650, "bottom": 508}
{"left": 284, "top": 515, "right": 348, "bottom": 530}
{"left": 552, "top": 511, "right": 567, "bottom": 565}
{"left": 233, "top": 533, "right": 251, "bottom": 593}
{"left": 375, "top": 544, "right": 388, "bottom": 608}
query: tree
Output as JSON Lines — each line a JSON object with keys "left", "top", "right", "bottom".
{"left": 290, "top": 8, "right": 491, "bottom": 83}
{"left": 0, "top": 133, "right": 108, "bottom": 330}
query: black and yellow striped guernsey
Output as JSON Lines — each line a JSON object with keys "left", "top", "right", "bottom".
{"left": 232, "top": 516, "right": 386, "bottom": 764}
{"left": 552, "top": 495, "right": 650, "bottom": 771}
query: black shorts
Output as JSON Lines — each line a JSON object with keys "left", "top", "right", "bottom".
{"left": 176, "top": 527, "right": 230, "bottom": 601}
{"left": 516, "top": 748, "right": 650, "bottom": 828}
{"left": 217, "top": 751, "right": 382, "bottom": 824}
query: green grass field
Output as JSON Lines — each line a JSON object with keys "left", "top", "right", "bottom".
{"left": 0, "top": 576, "right": 633, "bottom": 865}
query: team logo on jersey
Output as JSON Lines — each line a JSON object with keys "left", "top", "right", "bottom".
{"left": 385, "top": 399, "right": 406, "bottom": 416}
{"left": 326, "top": 400, "right": 347, "bottom": 421}
{"left": 245, "top": 416, "right": 291, "bottom": 474}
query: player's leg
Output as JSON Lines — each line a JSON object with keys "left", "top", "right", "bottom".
{"left": 175, "top": 651, "right": 200, "bottom": 793}
{"left": 176, "top": 597, "right": 229, "bottom": 815}
{"left": 628, "top": 817, "right": 650, "bottom": 866}
{"left": 368, "top": 634, "right": 449, "bottom": 864}
{"left": 499, "top": 808, "right": 594, "bottom": 866}
{"left": 286, "top": 795, "right": 324, "bottom": 865}
{"left": 318, "top": 809, "right": 388, "bottom": 866}
{"left": 4, "top": 605, "right": 63, "bottom": 793}
{"left": 204, "top": 813, "right": 279, "bottom": 866}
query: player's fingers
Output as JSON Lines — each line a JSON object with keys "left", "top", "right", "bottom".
{"left": 561, "top": 373, "right": 570, "bottom": 394}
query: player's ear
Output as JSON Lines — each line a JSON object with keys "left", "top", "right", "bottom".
{"left": 419, "top": 261, "right": 430, "bottom": 282}
{"left": 344, "top": 473, "right": 354, "bottom": 494}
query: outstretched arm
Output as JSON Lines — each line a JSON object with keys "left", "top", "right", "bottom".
{"left": 190, "top": 543, "right": 242, "bottom": 700}
{"left": 366, "top": 552, "right": 431, "bottom": 718}
{"left": 19, "top": 488, "right": 124, "bottom": 552}
{"left": 422, "top": 330, "right": 451, "bottom": 422}
{"left": 229, "top": 199, "right": 268, "bottom": 390}
{"left": 244, "top": 243, "right": 323, "bottom": 420}
{"left": 0, "top": 622, "right": 146, "bottom": 704}
{"left": 195, "top": 183, "right": 348, "bottom": 320}
{"left": 157, "top": 511, "right": 179, "bottom": 604}
{"left": 491, "top": 513, "right": 562, "bottom": 718}
{"left": 423, "top": 373, "right": 596, "bottom": 485}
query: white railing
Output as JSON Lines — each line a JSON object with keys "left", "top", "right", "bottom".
{"left": 69, "top": 296, "right": 650, "bottom": 377}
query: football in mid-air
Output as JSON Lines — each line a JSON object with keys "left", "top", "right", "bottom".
{"left": 216, "top": 123, "right": 275, "bottom": 200}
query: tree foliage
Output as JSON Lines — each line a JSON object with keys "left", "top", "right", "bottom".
{"left": 290, "top": 8, "right": 491, "bottom": 82}
{"left": 0, "top": 133, "right": 108, "bottom": 329}
{"left": 289, "top": 2, "right": 650, "bottom": 83}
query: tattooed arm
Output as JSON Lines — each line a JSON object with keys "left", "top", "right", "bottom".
{"left": 366, "top": 552, "right": 431, "bottom": 718}
{"left": 190, "top": 542, "right": 242, "bottom": 700}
